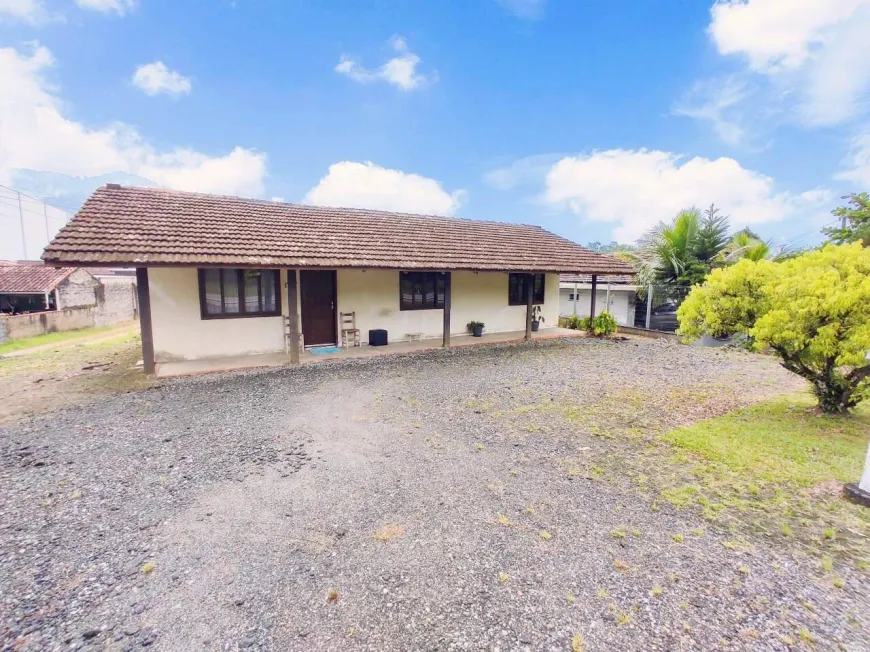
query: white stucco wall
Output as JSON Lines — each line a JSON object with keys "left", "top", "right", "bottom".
{"left": 336, "top": 270, "right": 559, "bottom": 341}
{"left": 559, "top": 285, "right": 635, "bottom": 326}
{"left": 147, "top": 267, "right": 561, "bottom": 361}
{"left": 149, "top": 267, "right": 289, "bottom": 362}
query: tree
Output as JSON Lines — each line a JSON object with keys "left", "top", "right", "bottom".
{"left": 823, "top": 192, "right": 870, "bottom": 246}
{"left": 692, "top": 204, "right": 730, "bottom": 267}
{"left": 721, "top": 229, "right": 794, "bottom": 262}
{"left": 628, "top": 205, "right": 731, "bottom": 295}
{"left": 586, "top": 241, "right": 636, "bottom": 254}
{"left": 677, "top": 244, "right": 870, "bottom": 414}
{"left": 724, "top": 230, "right": 772, "bottom": 261}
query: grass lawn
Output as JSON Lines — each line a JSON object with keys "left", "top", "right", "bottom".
{"left": 500, "top": 374, "right": 870, "bottom": 563}
{"left": 0, "top": 324, "right": 132, "bottom": 356}
{"left": 649, "top": 393, "right": 870, "bottom": 563}
{"left": 664, "top": 394, "right": 868, "bottom": 488}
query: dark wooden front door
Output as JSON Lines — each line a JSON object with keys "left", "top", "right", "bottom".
{"left": 300, "top": 270, "right": 337, "bottom": 346}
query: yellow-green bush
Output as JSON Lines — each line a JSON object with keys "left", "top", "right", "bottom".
{"left": 678, "top": 244, "right": 870, "bottom": 413}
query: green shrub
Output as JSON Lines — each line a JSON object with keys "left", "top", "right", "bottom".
{"left": 579, "top": 316, "right": 593, "bottom": 331}
{"left": 565, "top": 314, "right": 585, "bottom": 330}
{"left": 591, "top": 311, "right": 618, "bottom": 336}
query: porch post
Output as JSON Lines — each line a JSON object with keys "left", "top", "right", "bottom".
{"left": 135, "top": 268, "right": 155, "bottom": 375}
{"left": 590, "top": 274, "right": 598, "bottom": 319}
{"left": 573, "top": 282, "right": 578, "bottom": 316}
{"left": 287, "top": 270, "right": 300, "bottom": 364}
{"left": 442, "top": 272, "right": 451, "bottom": 348}
{"left": 524, "top": 273, "right": 533, "bottom": 340}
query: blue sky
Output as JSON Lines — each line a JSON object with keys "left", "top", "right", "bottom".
{"left": 1, "top": 0, "right": 869, "bottom": 260}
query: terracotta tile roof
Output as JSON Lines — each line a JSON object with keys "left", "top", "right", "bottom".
{"left": 560, "top": 273, "right": 635, "bottom": 284}
{"left": 42, "top": 185, "right": 636, "bottom": 275}
{"left": 0, "top": 260, "right": 76, "bottom": 293}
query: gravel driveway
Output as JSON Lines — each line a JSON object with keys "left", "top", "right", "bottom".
{"left": 1, "top": 338, "right": 867, "bottom": 651}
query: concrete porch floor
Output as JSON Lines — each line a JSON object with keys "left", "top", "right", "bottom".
{"left": 154, "top": 327, "right": 580, "bottom": 378}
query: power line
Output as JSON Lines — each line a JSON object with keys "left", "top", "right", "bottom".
{"left": 773, "top": 219, "right": 840, "bottom": 249}
{"left": 0, "top": 183, "right": 61, "bottom": 206}
{"left": 0, "top": 197, "right": 69, "bottom": 220}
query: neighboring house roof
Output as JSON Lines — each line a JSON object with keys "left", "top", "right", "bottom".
{"left": 560, "top": 273, "right": 635, "bottom": 284}
{"left": 0, "top": 260, "right": 76, "bottom": 294}
{"left": 42, "top": 185, "right": 636, "bottom": 275}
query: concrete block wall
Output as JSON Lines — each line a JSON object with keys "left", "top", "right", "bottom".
{"left": 56, "top": 269, "right": 98, "bottom": 309}
{"left": 94, "top": 277, "right": 137, "bottom": 327}
{"left": 0, "top": 306, "right": 95, "bottom": 343}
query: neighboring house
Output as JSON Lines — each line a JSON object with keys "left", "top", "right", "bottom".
{"left": 0, "top": 260, "right": 138, "bottom": 343}
{"left": 559, "top": 274, "right": 637, "bottom": 326}
{"left": 0, "top": 262, "right": 97, "bottom": 313}
{"left": 43, "top": 184, "right": 634, "bottom": 374}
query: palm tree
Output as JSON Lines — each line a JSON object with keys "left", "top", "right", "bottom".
{"left": 723, "top": 229, "right": 789, "bottom": 262}
{"left": 625, "top": 205, "right": 731, "bottom": 295}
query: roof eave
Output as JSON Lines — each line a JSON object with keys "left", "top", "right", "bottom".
{"left": 41, "top": 257, "right": 634, "bottom": 276}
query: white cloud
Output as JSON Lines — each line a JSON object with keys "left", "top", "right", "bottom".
{"left": 304, "top": 161, "right": 464, "bottom": 216}
{"left": 335, "top": 36, "right": 436, "bottom": 91}
{"left": 0, "top": 44, "right": 266, "bottom": 196}
{"left": 75, "top": 0, "right": 136, "bottom": 15}
{"left": 132, "top": 61, "right": 192, "bottom": 97}
{"left": 707, "top": 0, "right": 870, "bottom": 127}
{"left": 540, "top": 148, "right": 829, "bottom": 242}
{"left": 709, "top": 0, "right": 868, "bottom": 72}
{"left": 836, "top": 132, "right": 870, "bottom": 185}
{"left": 137, "top": 147, "right": 266, "bottom": 197}
{"left": 0, "top": 0, "right": 44, "bottom": 22}
{"left": 483, "top": 153, "right": 564, "bottom": 190}
{"left": 497, "top": 0, "right": 546, "bottom": 20}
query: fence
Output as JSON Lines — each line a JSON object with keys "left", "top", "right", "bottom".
{"left": 632, "top": 285, "right": 691, "bottom": 333}
{"left": 0, "top": 184, "right": 71, "bottom": 261}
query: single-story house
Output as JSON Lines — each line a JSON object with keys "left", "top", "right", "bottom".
{"left": 42, "top": 184, "right": 634, "bottom": 374}
{"left": 559, "top": 274, "right": 637, "bottom": 326}
{"left": 0, "top": 261, "right": 97, "bottom": 313}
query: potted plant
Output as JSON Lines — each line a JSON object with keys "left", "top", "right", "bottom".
{"left": 466, "top": 320, "right": 485, "bottom": 337}
{"left": 531, "top": 305, "right": 545, "bottom": 332}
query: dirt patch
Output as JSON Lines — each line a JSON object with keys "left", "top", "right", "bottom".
{"left": 0, "top": 328, "right": 151, "bottom": 424}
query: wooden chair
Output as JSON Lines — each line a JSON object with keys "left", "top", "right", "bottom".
{"left": 340, "top": 311, "right": 361, "bottom": 348}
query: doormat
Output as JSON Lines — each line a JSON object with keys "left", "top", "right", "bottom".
{"left": 309, "top": 346, "right": 342, "bottom": 354}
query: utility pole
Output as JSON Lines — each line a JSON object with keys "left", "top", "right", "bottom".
{"left": 44, "top": 202, "right": 51, "bottom": 243}
{"left": 645, "top": 284, "right": 653, "bottom": 329}
{"left": 17, "top": 191, "right": 27, "bottom": 260}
